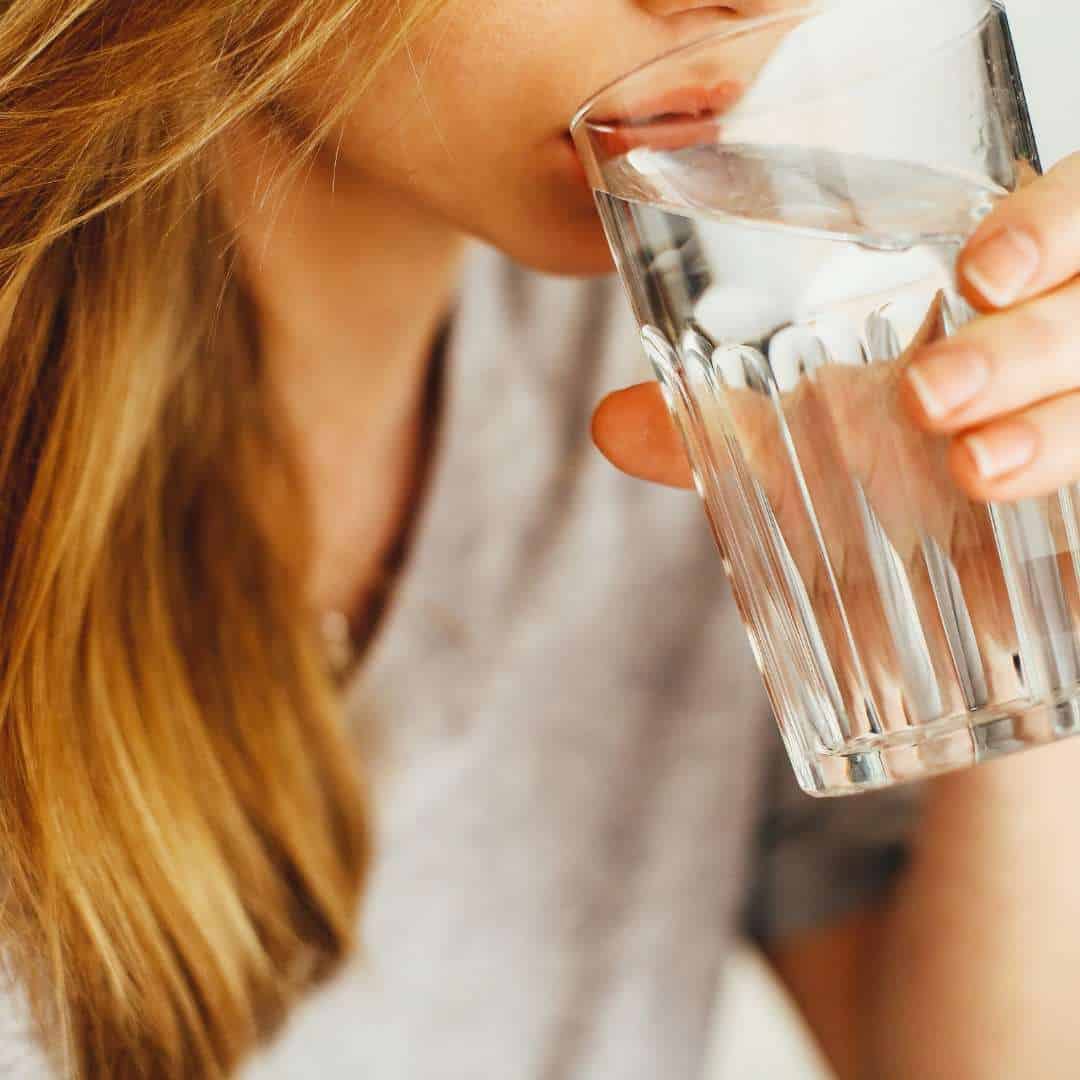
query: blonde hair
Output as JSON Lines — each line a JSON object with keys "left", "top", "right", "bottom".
{"left": 0, "top": 1, "right": 443, "bottom": 1075}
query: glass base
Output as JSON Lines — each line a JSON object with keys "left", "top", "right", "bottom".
{"left": 805, "top": 689, "right": 1080, "bottom": 796}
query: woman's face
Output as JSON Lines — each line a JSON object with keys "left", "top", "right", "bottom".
{"left": 316, "top": 0, "right": 801, "bottom": 275}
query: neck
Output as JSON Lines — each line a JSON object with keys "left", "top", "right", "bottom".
{"left": 226, "top": 125, "right": 466, "bottom": 616}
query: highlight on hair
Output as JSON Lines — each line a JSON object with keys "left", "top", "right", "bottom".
{"left": 0, "top": 1, "right": 441, "bottom": 1075}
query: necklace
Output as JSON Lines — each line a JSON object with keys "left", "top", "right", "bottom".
{"left": 320, "top": 538, "right": 410, "bottom": 683}
{"left": 321, "top": 610, "right": 358, "bottom": 681}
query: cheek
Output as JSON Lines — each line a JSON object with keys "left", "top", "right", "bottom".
{"left": 327, "top": 3, "right": 621, "bottom": 273}
{"left": 335, "top": 92, "right": 612, "bottom": 272}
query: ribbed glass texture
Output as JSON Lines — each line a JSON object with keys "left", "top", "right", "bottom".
{"left": 572, "top": 2, "right": 1078, "bottom": 794}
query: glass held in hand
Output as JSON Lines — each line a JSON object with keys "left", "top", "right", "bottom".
{"left": 570, "top": 0, "right": 1075, "bottom": 796}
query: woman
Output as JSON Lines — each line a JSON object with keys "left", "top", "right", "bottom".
{"left": 2, "top": 0, "right": 1080, "bottom": 1076}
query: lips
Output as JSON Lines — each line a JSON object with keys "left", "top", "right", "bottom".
{"left": 587, "top": 80, "right": 743, "bottom": 130}
{"left": 582, "top": 79, "right": 741, "bottom": 154}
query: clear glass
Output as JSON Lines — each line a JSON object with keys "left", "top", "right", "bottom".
{"left": 570, "top": 0, "right": 1077, "bottom": 795}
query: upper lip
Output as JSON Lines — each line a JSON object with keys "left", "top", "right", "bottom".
{"left": 581, "top": 80, "right": 743, "bottom": 131}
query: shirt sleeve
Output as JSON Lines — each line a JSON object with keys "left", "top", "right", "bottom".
{"left": 741, "top": 736, "right": 923, "bottom": 944}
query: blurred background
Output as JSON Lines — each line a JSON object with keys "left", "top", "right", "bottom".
{"left": 705, "top": 2, "right": 1080, "bottom": 1075}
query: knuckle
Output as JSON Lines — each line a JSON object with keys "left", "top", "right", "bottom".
{"left": 1010, "top": 301, "right": 1066, "bottom": 359}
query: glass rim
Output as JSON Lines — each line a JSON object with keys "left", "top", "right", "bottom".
{"left": 569, "top": 0, "right": 993, "bottom": 138}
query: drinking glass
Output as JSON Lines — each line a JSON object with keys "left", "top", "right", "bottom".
{"left": 570, "top": 0, "right": 1080, "bottom": 795}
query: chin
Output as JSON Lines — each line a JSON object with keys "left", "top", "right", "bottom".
{"left": 495, "top": 215, "right": 617, "bottom": 278}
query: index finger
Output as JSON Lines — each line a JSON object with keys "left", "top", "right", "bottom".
{"left": 959, "top": 155, "right": 1080, "bottom": 311}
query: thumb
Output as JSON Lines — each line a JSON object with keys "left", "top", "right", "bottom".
{"left": 591, "top": 382, "right": 694, "bottom": 490}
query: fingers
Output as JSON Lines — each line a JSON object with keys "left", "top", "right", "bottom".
{"left": 902, "top": 276, "right": 1080, "bottom": 435}
{"left": 591, "top": 382, "right": 694, "bottom": 489}
{"left": 903, "top": 191, "right": 1080, "bottom": 502}
{"left": 947, "top": 390, "right": 1080, "bottom": 502}
{"left": 603, "top": 155, "right": 1080, "bottom": 506}
{"left": 958, "top": 154, "right": 1080, "bottom": 311}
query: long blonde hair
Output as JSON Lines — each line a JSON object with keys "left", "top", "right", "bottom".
{"left": 0, "top": 2, "right": 442, "bottom": 1075}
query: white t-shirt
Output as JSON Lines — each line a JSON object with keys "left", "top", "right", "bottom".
{"left": 0, "top": 244, "right": 916, "bottom": 1078}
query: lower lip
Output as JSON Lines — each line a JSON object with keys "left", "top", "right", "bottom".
{"left": 555, "top": 81, "right": 741, "bottom": 189}
{"left": 590, "top": 114, "right": 722, "bottom": 156}
{"left": 589, "top": 80, "right": 743, "bottom": 129}
{"left": 582, "top": 79, "right": 740, "bottom": 155}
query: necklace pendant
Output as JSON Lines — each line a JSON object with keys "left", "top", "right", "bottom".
{"left": 320, "top": 610, "right": 357, "bottom": 681}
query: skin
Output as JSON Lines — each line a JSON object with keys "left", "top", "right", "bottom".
{"left": 228, "top": 0, "right": 1080, "bottom": 1074}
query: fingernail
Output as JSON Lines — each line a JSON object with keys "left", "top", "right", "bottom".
{"left": 963, "top": 228, "right": 1040, "bottom": 307}
{"left": 906, "top": 346, "right": 989, "bottom": 421}
{"left": 963, "top": 423, "right": 1038, "bottom": 480}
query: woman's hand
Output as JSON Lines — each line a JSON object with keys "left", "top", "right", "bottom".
{"left": 591, "top": 155, "right": 1080, "bottom": 736}
{"left": 592, "top": 153, "right": 1080, "bottom": 504}
{"left": 903, "top": 153, "right": 1080, "bottom": 501}
{"left": 591, "top": 155, "right": 1080, "bottom": 1078}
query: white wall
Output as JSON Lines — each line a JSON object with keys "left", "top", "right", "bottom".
{"left": 1006, "top": 0, "right": 1080, "bottom": 166}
